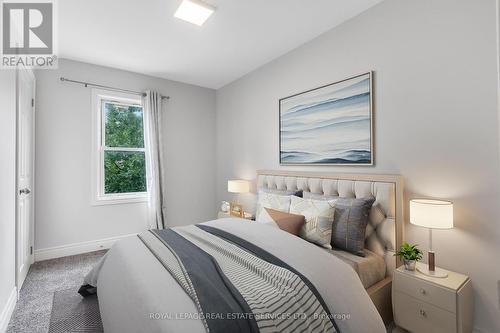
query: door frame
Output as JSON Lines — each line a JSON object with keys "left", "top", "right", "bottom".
{"left": 15, "top": 65, "right": 36, "bottom": 294}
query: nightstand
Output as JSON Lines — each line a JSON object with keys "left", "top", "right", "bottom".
{"left": 217, "top": 211, "right": 253, "bottom": 220}
{"left": 392, "top": 262, "right": 473, "bottom": 333}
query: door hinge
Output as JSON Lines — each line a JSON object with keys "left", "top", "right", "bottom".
{"left": 31, "top": 98, "right": 34, "bottom": 107}
{"left": 30, "top": 246, "right": 33, "bottom": 255}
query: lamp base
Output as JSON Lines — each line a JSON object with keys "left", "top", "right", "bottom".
{"left": 417, "top": 265, "right": 448, "bottom": 278}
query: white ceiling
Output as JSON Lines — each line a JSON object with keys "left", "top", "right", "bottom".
{"left": 59, "top": 0, "right": 383, "bottom": 89}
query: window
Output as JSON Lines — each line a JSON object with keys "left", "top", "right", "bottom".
{"left": 92, "top": 90, "right": 148, "bottom": 204}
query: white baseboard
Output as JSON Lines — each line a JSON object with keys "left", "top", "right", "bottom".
{"left": 34, "top": 233, "right": 137, "bottom": 262}
{"left": 0, "top": 287, "right": 17, "bottom": 333}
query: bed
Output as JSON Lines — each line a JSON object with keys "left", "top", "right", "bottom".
{"left": 256, "top": 170, "right": 404, "bottom": 324}
{"left": 83, "top": 170, "right": 403, "bottom": 333}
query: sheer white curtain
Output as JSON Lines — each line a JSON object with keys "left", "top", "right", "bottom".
{"left": 143, "top": 91, "right": 166, "bottom": 229}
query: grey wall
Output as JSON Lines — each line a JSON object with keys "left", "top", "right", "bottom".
{"left": 35, "top": 59, "right": 216, "bottom": 250}
{"left": 215, "top": 0, "right": 500, "bottom": 332}
{"left": 0, "top": 71, "right": 17, "bottom": 330}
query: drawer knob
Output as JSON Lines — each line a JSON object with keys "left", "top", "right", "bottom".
{"left": 419, "top": 309, "right": 427, "bottom": 318}
{"left": 419, "top": 288, "right": 427, "bottom": 295}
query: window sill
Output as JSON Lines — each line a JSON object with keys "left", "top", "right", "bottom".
{"left": 91, "top": 194, "right": 149, "bottom": 206}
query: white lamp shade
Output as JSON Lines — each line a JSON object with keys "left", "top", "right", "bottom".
{"left": 227, "top": 180, "right": 250, "bottom": 193}
{"left": 410, "top": 199, "right": 453, "bottom": 229}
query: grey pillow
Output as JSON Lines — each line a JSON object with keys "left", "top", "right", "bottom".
{"left": 261, "top": 188, "right": 303, "bottom": 197}
{"left": 303, "top": 192, "right": 338, "bottom": 200}
{"left": 330, "top": 197, "right": 375, "bottom": 257}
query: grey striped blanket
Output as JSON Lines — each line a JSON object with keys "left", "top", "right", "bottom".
{"left": 137, "top": 225, "right": 338, "bottom": 333}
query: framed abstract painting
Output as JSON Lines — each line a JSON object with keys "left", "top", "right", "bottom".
{"left": 279, "top": 72, "right": 373, "bottom": 165}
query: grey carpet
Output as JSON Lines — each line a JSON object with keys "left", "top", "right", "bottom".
{"left": 7, "top": 250, "right": 106, "bottom": 333}
{"left": 48, "top": 288, "right": 103, "bottom": 333}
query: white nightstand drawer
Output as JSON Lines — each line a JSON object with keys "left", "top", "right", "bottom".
{"left": 394, "top": 272, "right": 456, "bottom": 313}
{"left": 393, "top": 291, "right": 456, "bottom": 333}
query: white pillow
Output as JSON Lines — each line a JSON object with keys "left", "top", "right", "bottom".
{"left": 255, "top": 208, "right": 280, "bottom": 229}
{"left": 289, "top": 195, "right": 336, "bottom": 249}
{"left": 255, "top": 190, "right": 292, "bottom": 222}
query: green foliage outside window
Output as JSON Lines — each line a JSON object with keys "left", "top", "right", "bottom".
{"left": 103, "top": 102, "right": 146, "bottom": 194}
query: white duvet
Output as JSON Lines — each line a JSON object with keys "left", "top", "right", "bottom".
{"left": 88, "top": 218, "right": 386, "bottom": 333}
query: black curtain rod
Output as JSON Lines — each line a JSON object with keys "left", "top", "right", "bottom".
{"left": 59, "top": 77, "right": 170, "bottom": 100}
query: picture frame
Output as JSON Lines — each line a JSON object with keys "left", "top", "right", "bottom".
{"left": 279, "top": 72, "right": 373, "bottom": 165}
{"left": 229, "top": 202, "right": 244, "bottom": 218}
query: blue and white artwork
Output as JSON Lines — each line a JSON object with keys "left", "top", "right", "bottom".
{"left": 280, "top": 72, "right": 373, "bottom": 165}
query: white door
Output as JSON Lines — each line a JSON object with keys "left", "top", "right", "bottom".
{"left": 16, "top": 67, "right": 35, "bottom": 290}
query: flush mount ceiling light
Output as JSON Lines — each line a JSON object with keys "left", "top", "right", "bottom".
{"left": 174, "top": 0, "right": 215, "bottom": 26}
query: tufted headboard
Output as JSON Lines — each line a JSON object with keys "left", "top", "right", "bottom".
{"left": 257, "top": 170, "right": 404, "bottom": 276}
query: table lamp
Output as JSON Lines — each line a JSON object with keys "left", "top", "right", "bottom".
{"left": 227, "top": 180, "right": 250, "bottom": 217}
{"left": 409, "top": 199, "right": 453, "bottom": 278}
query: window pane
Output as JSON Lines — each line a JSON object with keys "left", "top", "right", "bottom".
{"left": 104, "top": 101, "right": 144, "bottom": 148}
{"left": 104, "top": 151, "right": 146, "bottom": 194}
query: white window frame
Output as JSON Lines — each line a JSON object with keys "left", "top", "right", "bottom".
{"left": 91, "top": 89, "right": 148, "bottom": 205}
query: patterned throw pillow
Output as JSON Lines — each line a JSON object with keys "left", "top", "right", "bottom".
{"left": 289, "top": 196, "right": 336, "bottom": 249}
{"left": 257, "top": 208, "right": 305, "bottom": 236}
{"left": 330, "top": 197, "right": 375, "bottom": 257}
{"left": 255, "top": 190, "right": 292, "bottom": 222}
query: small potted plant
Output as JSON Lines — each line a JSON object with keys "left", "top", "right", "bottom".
{"left": 394, "top": 242, "right": 423, "bottom": 271}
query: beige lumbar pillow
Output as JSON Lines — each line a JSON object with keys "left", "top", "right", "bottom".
{"left": 257, "top": 208, "right": 305, "bottom": 236}
{"left": 289, "top": 195, "right": 336, "bottom": 249}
